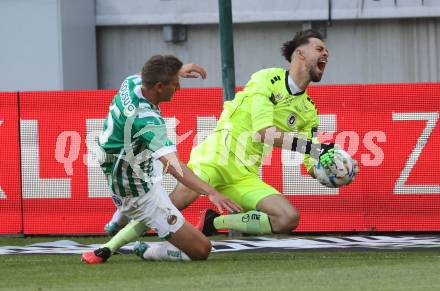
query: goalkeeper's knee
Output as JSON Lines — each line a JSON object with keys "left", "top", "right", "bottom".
{"left": 270, "top": 209, "right": 300, "bottom": 234}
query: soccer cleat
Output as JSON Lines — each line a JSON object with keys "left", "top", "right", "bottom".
{"left": 133, "top": 241, "right": 150, "bottom": 259}
{"left": 81, "top": 247, "right": 111, "bottom": 265}
{"left": 196, "top": 209, "right": 220, "bottom": 236}
{"left": 104, "top": 222, "right": 122, "bottom": 236}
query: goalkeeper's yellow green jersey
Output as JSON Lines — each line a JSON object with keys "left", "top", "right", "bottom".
{"left": 192, "top": 68, "right": 319, "bottom": 176}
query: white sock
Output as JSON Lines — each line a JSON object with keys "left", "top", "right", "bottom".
{"left": 110, "top": 209, "right": 129, "bottom": 226}
{"left": 142, "top": 242, "right": 191, "bottom": 261}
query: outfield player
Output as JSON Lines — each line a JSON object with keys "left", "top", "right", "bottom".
{"left": 81, "top": 55, "right": 241, "bottom": 264}
{"left": 102, "top": 30, "right": 358, "bottom": 258}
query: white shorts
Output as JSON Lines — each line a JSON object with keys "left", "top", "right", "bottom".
{"left": 111, "top": 183, "right": 185, "bottom": 238}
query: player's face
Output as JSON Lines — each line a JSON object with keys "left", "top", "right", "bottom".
{"left": 303, "top": 38, "right": 329, "bottom": 82}
{"left": 160, "top": 75, "right": 180, "bottom": 102}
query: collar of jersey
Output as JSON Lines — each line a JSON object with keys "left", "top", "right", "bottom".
{"left": 285, "top": 70, "right": 305, "bottom": 96}
{"left": 134, "top": 85, "right": 158, "bottom": 109}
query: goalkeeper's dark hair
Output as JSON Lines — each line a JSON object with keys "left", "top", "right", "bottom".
{"left": 142, "top": 55, "right": 183, "bottom": 88}
{"left": 281, "top": 29, "right": 324, "bottom": 62}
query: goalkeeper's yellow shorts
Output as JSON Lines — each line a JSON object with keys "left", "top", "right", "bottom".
{"left": 188, "top": 160, "right": 281, "bottom": 211}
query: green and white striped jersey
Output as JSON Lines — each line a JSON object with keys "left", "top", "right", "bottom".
{"left": 98, "top": 74, "right": 175, "bottom": 197}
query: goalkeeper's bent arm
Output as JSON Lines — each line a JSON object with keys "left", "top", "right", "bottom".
{"left": 257, "top": 126, "right": 335, "bottom": 178}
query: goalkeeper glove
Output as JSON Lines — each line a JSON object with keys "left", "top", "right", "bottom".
{"left": 318, "top": 143, "right": 336, "bottom": 169}
{"left": 289, "top": 138, "right": 343, "bottom": 175}
{"left": 313, "top": 147, "right": 360, "bottom": 188}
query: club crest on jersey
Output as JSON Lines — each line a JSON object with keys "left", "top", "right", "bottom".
{"left": 123, "top": 104, "right": 136, "bottom": 117}
{"left": 287, "top": 113, "right": 296, "bottom": 128}
{"left": 270, "top": 93, "right": 283, "bottom": 104}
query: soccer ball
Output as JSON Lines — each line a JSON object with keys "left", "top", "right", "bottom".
{"left": 314, "top": 149, "right": 358, "bottom": 188}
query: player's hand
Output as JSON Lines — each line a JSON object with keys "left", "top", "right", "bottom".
{"left": 179, "top": 63, "right": 207, "bottom": 79}
{"left": 318, "top": 143, "right": 335, "bottom": 168}
{"left": 318, "top": 143, "right": 349, "bottom": 177}
{"left": 314, "top": 148, "right": 360, "bottom": 188}
{"left": 207, "top": 190, "right": 242, "bottom": 214}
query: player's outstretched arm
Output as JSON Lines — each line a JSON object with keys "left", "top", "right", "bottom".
{"left": 257, "top": 126, "right": 359, "bottom": 182}
{"left": 159, "top": 153, "right": 241, "bottom": 214}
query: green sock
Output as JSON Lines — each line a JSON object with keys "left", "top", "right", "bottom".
{"left": 213, "top": 210, "right": 272, "bottom": 235}
{"left": 103, "top": 220, "right": 147, "bottom": 253}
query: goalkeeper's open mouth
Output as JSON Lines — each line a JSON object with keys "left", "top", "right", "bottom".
{"left": 317, "top": 59, "right": 327, "bottom": 73}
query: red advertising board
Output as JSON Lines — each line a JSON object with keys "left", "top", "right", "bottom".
{"left": 297, "top": 84, "right": 440, "bottom": 231}
{"left": 19, "top": 90, "right": 117, "bottom": 234}
{"left": 1, "top": 84, "right": 439, "bottom": 234}
{"left": 0, "top": 92, "right": 22, "bottom": 234}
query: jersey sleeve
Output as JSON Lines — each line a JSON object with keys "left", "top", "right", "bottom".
{"left": 303, "top": 138, "right": 318, "bottom": 172}
{"left": 246, "top": 71, "right": 275, "bottom": 132}
{"left": 303, "top": 127, "right": 319, "bottom": 172}
{"left": 132, "top": 112, "right": 176, "bottom": 159}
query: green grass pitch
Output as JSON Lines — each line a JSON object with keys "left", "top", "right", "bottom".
{"left": 1, "top": 237, "right": 440, "bottom": 291}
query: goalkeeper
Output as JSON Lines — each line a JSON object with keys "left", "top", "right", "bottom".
{"left": 173, "top": 29, "right": 359, "bottom": 236}
{"left": 104, "top": 30, "right": 358, "bottom": 249}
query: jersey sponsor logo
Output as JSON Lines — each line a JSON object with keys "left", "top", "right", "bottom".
{"left": 287, "top": 113, "right": 296, "bottom": 128}
{"left": 119, "top": 80, "right": 136, "bottom": 117}
{"left": 270, "top": 93, "right": 283, "bottom": 104}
